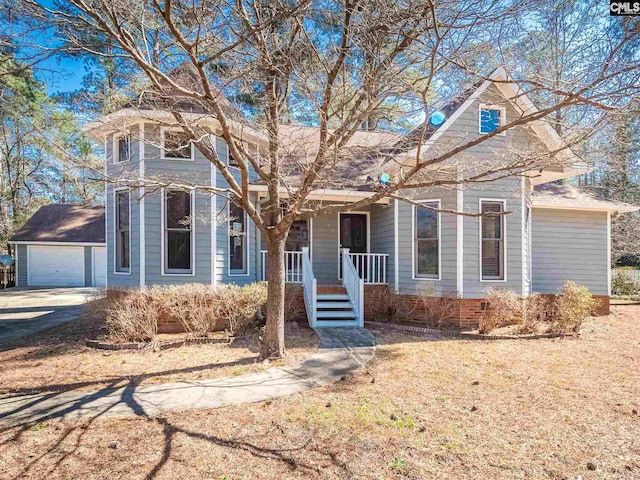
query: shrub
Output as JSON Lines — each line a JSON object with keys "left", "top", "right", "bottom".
{"left": 550, "top": 281, "right": 598, "bottom": 333}
{"left": 106, "top": 288, "right": 159, "bottom": 343}
{"left": 103, "top": 282, "right": 268, "bottom": 342}
{"left": 370, "top": 287, "right": 406, "bottom": 323}
{"left": 479, "top": 288, "right": 522, "bottom": 334}
{"left": 517, "top": 293, "right": 551, "bottom": 334}
{"left": 216, "top": 282, "right": 268, "bottom": 334}
{"left": 416, "top": 285, "right": 458, "bottom": 328}
{"left": 612, "top": 274, "right": 640, "bottom": 297}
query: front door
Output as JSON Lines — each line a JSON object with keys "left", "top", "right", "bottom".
{"left": 340, "top": 213, "right": 367, "bottom": 253}
{"left": 339, "top": 213, "right": 367, "bottom": 278}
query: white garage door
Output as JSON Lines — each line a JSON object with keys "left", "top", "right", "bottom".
{"left": 92, "top": 247, "right": 107, "bottom": 287}
{"left": 28, "top": 246, "right": 85, "bottom": 287}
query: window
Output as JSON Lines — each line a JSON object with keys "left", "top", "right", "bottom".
{"left": 115, "top": 190, "right": 130, "bottom": 273}
{"left": 115, "top": 134, "right": 130, "bottom": 163}
{"left": 164, "top": 190, "right": 192, "bottom": 273}
{"left": 285, "top": 219, "right": 310, "bottom": 252}
{"left": 162, "top": 130, "right": 193, "bottom": 160}
{"left": 479, "top": 105, "right": 505, "bottom": 134}
{"left": 229, "top": 203, "right": 247, "bottom": 274}
{"left": 414, "top": 201, "right": 439, "bottom": 278}
{"left": 481, "top": 200, "right": 505, "bottom": 280}
{"left": 228, "top": 144, "right": 239, "bottom": 168}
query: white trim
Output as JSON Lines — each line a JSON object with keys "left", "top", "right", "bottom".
{"left": 227, "top": 201, "right": 250, "bottom": 277}
{"left": 160, "top": 126, "right": 195, "bottom": 161}
{"left": 521, "top": 178, "right": 526, "bottom": 296}
{"left": 338, "top": 211, "right": 371, "bottom": 279}
{"left": 411, "top": 199, "right": 441, "bottom": 281}
{"left": 113, "top": 188, "right": 132, "bottom": 275}
{"left": 161, "top": 188, "right": 196, "bottom": 276}
{"left": 251, "top": 184, "right": 391, "bottom": 204}
{"left": 532, "top": 203, "right": 639, "bottom": 214}
{"left": 607, "top": 211, "right": 611, "bottom": 296}
{"left": 10, "top": 241, "right": 106, "bottom": 246}
{"left": 479, "top": 198, "right": 507, "bottom": 283}
{"left": 139, "top": 121, "right": 146, "bottom": 287}
{"left": 210, "top": 136, "right": 217, "bottom": 285}
{"left": 479, "top": 103, "right": 507, "bottom": 136}
{"left": 394, "top": 199, "right": 399, "bottom": 292}
{"left": 456, "top": 188, "right": 464, "bottom": 296}
{"left": 104, "top": 137, "right": 108, "bottom": 287}
{"left": 15, "top": 245, "right": 19, "bottom": 287}
{"left": 112, "top": 131, "right": 131, "bottom": 165}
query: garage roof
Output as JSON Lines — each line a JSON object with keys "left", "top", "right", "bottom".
{"left": 9, "top": 204, "right": 106, "bottom": 244}
{"left": 533, "top": 184, "right": 639, "bottom": 213}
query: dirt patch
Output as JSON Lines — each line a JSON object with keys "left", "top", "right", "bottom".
{"left": 1, "top": 306, "right": 639, "bottom": 479}
{"left": 0, "top": 305, "right": 319, "bottom": 399}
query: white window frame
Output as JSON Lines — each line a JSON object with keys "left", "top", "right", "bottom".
{"left": 160, "top": 127, "right": 195, "bottom": 161}
{"left": 479, "top": 104, "right": 507, "bottom": 136}
{"left": 228, "top": 201, "right": 250, "bottom": 277}
{"left": 479, "top": 198, "right": 507, "bottom": 282}
{"left": 161, "top": 189, "right": 196, "bottom": 276}
{"left": 113, "top": 132, "right": 131, "bottom": 164}
{"left": 114, "top": 188, "right": 131, "bottom": 275}
{"left": 412, "top": 199, "right": 441, "bottom": 281}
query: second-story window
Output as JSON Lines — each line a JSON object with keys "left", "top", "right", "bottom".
{"left": 479, "top": 105, "right": 505, "bottom": 134}
{"left": 115, "top": 134, "right": 130, "bottom": 163}
{"left": 162, "top": 130, "right": 193, "bottom": 160}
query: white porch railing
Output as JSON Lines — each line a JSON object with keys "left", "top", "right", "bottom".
{"left": 347, "top": 253, "right": 389, "bottom": 285}
{"left": 342, "top": 248, "right": 364, "bottom": 327}
{"left": 260, "top": 250, "right": 303, "bottom": 283}
{"left": 302, "top": 247, "right": 317, "bottom": 328}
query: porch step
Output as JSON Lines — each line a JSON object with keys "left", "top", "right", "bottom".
{"left": 316, "top": 310, "right": 357, "bottom": 319}
{"left": 317, "top": 294, "right": 350, "bottom": 301}
{"left": 315, "top": 320, "right": 359, "bottom": 328}
{"left": 317, "top": 301, "right": 352, "bottom": 309}
{"left": 317, "top": 285, "right": 347, "bottom": 295}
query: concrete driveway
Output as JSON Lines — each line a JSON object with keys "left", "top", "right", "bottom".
{"left": 0, "top": 287, "right": 99, "bottom": 345}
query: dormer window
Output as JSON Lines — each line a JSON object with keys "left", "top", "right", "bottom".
{"left": 479, "top": 105, "right": 506, "bottom": 134}
{"left": 161, "top": 129, "right": 194, "bottom": 160}
{"left": 114, "top": 134, "right": 130, "bottom": 163}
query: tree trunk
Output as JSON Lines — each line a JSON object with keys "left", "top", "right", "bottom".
{"left": 261, "top": 235, "right": 287, "bottom": 359}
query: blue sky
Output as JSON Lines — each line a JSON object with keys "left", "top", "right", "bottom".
{"left": 37, "top": 55, "right": 87, "bottom": 94}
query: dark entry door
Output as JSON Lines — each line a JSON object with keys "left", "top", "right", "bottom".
{"left": 340, "top": 214, "right": 367, "bottom": 253}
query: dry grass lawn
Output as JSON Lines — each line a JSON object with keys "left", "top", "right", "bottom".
{"left": 0, "top": 303, "right": 319, "bottom": 399}
{"left": 1, "top": 306, "right": 640, "bottom": 479}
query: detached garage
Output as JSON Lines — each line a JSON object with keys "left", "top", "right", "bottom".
{"left": 10, "top": 204, "right": 106, "bottom": 287}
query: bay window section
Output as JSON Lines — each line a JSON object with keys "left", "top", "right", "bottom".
{"left": 229, "top": 203, "right": 247, "bottom": 274}
{"left": 115, "top": 190, "right": 130, "bottom": 273}
{"left": 481, "top": 200, "right": 505, "bottom": 280}
{"left": 414, "top": 201, "right": 439, "bottom": 278}
{"left": 165, "top": 190, "right": 192, "bottom": 274}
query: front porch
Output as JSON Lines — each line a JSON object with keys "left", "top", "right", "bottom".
{"left": 257, "top": 205, "right": 394, "bottom": 328}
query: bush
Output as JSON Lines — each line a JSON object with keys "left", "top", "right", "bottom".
{"left": 106, "top": 288, "right": 159, "bottom": 343}
{"left": 416, "top": 285, "right": 458, "bottom": 328}
{"left": 517, "top": 293, "right": 551, "bottom": 334}
{"left": 612, "top": 274, "right": 640, "bottom": 297}
{"left": 550, "top": 281, "right": 598, "bottom": 334}
{"left": 104, "top": 282, "right": 268, "bottom": 342}
{"left": 370, "top": 287, "right": 406, "bottom": 323}
{"left": 479, "top": 288, "right": 522, "bottom": 334}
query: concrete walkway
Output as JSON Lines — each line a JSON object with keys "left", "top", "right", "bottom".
{"left": 0, "top": 328, "right": 376, "bottom": 428}
{"left": 0, "top": 287, "right": 98, "bottom": 345}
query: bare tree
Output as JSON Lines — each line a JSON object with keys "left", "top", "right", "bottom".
{"left": 26, "top": 0, "right": 640, "bottom": 357}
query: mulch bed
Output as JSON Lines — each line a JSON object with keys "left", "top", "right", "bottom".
{"left": 85, "top": 336, "right": 233, "bottom": 351}
{"left": 365, "top": 320, "right": 577, "bottom": 340}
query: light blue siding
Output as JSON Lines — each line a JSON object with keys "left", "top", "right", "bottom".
{"left": 532, "top": 208, "right": 608, "bottom": 295}
{"left": 16, "top": 245, "right": 27, "bottom": 286}
{"left": 84, "top": 247, "right": 92, "bottom": 287}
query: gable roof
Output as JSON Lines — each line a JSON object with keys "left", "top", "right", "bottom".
{"left": 391, "top": 67, "right": 589, "bottom": 184}
{"left": 533, "top": 184, "right": 639, "bottom": 213}
{"left": 10, "top": 204, "right": 106, "bottom": 244}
